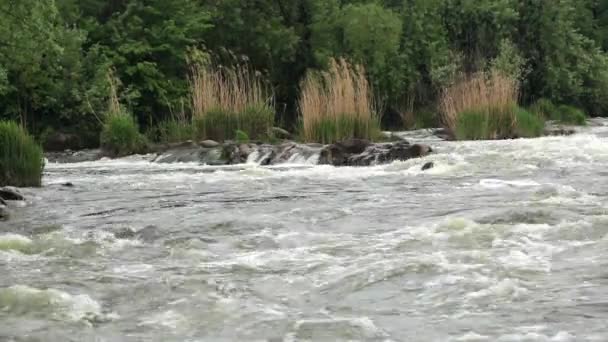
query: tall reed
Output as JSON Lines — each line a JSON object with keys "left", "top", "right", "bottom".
{"left": 439, "top": 71, "right": 523, "bottom": 140}
{"left": 299, "top": 58, "right": 380, "bottom": 143}
{"left": 0, "top": 121, "right": 44, "bottom": 187}
{"left": 189, "top": 63, "right": 274, "bottom": 141}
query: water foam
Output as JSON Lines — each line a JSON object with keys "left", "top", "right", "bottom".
{"left": 0, "top": 285, "right": 107, "bottom": 323}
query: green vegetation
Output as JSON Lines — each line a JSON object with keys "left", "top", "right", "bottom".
{"left": 1, "top": 0, "right": 607, "bottom": 144}
{"left": 299, "top": 59, "right": 381, "bottom": 144}
{"left": 0, "top": 121, "right": 43, "bottom": 187}
{"left": 100, "top": 113, "right": 146, "bottom": 157}
{"left": 441, "top": 71, "right": 543, "bottom": 140}
{"left": 530, "top": 100, "right": 587, "bottom": 125}
{"left": 190, "top": 63, "right": 274, "bottom": 142}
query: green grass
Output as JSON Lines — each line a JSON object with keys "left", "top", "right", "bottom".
{"left": 0, "top": 121, "right": 44, "bottom": 187}
{"left": 556, "top": 105, "right": 586, "bottom": 125}
{"left": 151, "top": 119, "right": 194, "bottom": 144}
{"left": 530, "top": 99, "right": 587, "bottom": 125}
{"left": 299, "top": 114, "right": 382, "bottom": 144}
{"left": 454, "top": 106, "right": 544, "bottom": 140}
{"left": 194, "top": 105, "right": 274, "bottom": 142}
{"left": 514, "top": 108, "right": 545, "bottom": 137}
{"left": 100, "top": 113, "right": 147, "bottom": 157}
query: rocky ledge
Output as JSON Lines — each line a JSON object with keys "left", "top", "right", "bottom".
{"left": 46, "top": 138, "right": 433, "bottom": 167}
{"left": 0, "top": 187, "right": 26, "bottom": 221}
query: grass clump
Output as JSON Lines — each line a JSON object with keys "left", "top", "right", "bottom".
{"left": 190, "top": 63, "right": 274, "bottom": 141}
{"left": 100, "top": 113, "right": 146, "bottom": 157}
{"left": 153, "top": 117, "right": 194, "bottom": 144}
{"left": 0, "top": 121, "right": 44, "bottom": 187}
{"left": 440, "top": 70, "right": 543, "bottom": 140}
{"left": 100, "top": 70, "right": 146, "bottom": 157}
{"left": 530, "top": 99, "right": 587, "bottom": 125}
{"left": 299, "top": 58, "right": 381, "bottom": 144}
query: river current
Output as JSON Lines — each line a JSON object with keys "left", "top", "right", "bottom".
{"left": 1, "top": 121, "right": 608, "bottom": 341}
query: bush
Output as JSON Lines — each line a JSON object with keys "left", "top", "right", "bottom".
{"left": 454, "top": 106, "right": 543, "bottom": 140}
{"left": 100, "top": 113, "right": 146, "bottom": 157}
{"left": 153, "top": 119, "right": 194, "bottom": 144}
{"left": 0, "top": 121, "right": 44, "bottom": 187}
{"left": 514, "top": 108, "right": 545, "bottom": 138}
{"left": 238, "top": 105, "right": 275, "bottom": 140}
{"left": 530, "top": 99, "right": 587, "bottom": 125}
{"left": 234, "top": 130, "right": 250, "bottom": 143}
{"left": 193, "top": 108, "right": 238, "bottom": 142}
{"left": 556, "top": 105, "right": 586, "bottom": 125}
{"left": 299, "top": 58, "right": 381, "bottom": 143}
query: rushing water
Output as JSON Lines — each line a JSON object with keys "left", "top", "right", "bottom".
{"left": 2, "top": 122, "right": 608, "bottom": 342}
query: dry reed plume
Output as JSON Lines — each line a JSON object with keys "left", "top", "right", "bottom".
{"left": 299, "top": 58, "right": 378, "bottom": 143}
{"left": 190, "top": 63, "right": 270, "bottom": 119}
{"left": 439, "top": 70, "right": 519, "bottom": 135}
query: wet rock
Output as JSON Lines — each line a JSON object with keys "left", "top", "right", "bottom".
{"left": 62, "top": 182, "right": 75, "bottom": 187}
{"left": 153, "top": 148, "right": 203, "bottom": 163}
{"left": 433, "top": 128, "right": 454, "bottom": 140}
{"left": 271, "top": 127, "right": 292, "bottom": 139}
{"left": 114, "top": 228, "right": 136, "bottom": 239}
{"left": 319, "top": 139, "right": 371, "bottom": 166}
{"left": 45, "top": 149, "right": 103, "bottom": 163}
{"left": 0, "top": 197, "right": 5, "bottom": 206}
{"left": 239, "top": 143, "right": 252, "bottom": 159}
{"left": 0, "top": 187, "right": 25, "bottom": 201}
{"left": 421, "top": 162, "right": 435, "bottom": 171}
{"left": 43, "top": 132, "right": 82, "bottom": 151}
{"left": 135, "top": 225, "right": 163, "bottom": 242}
{"left": 168, "top": 140, "right": 196, "bottom": 149}
{"left": 0, "top": 205, "right": 9, "bottom": 221}
{"left": 199, "top": 140, "right": 220, "bottom": 148}
{"left": 319, "top": 139, "right": 431, "bottom": 166}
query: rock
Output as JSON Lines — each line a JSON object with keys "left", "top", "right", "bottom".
{"left": 320, "top": 139, "right": 431, "bottom": 166}
{"left": 0, "top": 197, "right": 6, "bottom": 206}
{"left": 239, "top": 143, "right": 252, "bottom": 159}
{"left": 271, "top": 127, "right": 292, "bottom": 139}
{"left": 168, "top": 140, "right": 196, "bottom": 149}
{"left": 199, "top": 140, "right": 221, "bottom": 148}
{"left": 434, "top": 128, "right": 454, "bottom": 140}
{"left": 43, "top": 132, "right": 82, "bottom": 151}
{"left": 45, "top": 149, "right": 103, "bottom": 163}
{"left": 62, "top": 182, "right": 75, "bottom": 187}
{"left": 319, "top": 139, "right": 371, "bottom": 166}
{"left": 0, "top": 205, "right": 9, "bottom": 221}
{"left": 0, "top": 187, "right": 24, "bottom": 201}
{"left": 114, "top": 228, "right": 136, "bottom": 239}
{"left": 421, "top": 162, "right": 435, "bottom": 171}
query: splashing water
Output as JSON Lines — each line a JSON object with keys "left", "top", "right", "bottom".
{"left": 2, "top": 122, "right": 608, "bottom": 341}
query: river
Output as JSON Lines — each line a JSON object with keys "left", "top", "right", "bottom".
{"left": 1, "top": 121, "right": 608, "bottom": 341}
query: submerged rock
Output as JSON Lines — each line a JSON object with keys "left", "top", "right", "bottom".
{"left": 0, "top": 205, "right": 9, "bottom": 221}
{"left": 0, "top": 187, "right": 25, "bottom": 201}
{"left": 421, "top": 162, "right": 435, "bottom": 171}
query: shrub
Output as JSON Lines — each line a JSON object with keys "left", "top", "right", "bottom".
{"left": 556, "top": 105, "right": 587, "bottom": 125}
{"left": 0, "top": 121, "right": 44, "bottom": 187}
{"left": 154, "top": 119, "right": 194, "bottom": 144}
{"left": 530, "top": 99, "right": 587, "bottom": 125}
{"left": 234, "top": 130, "right": 250, "bottom": 143}
{"left": 299, "top": 58, "right": 381, "bottom": 143}
{"left": 100, "top": 113, "right": 146, "bottom": 157}
{"left": 530, "top": 98, "right": 559, "bottom": 120}
{"left": 189, "top": 63, "right": 274, "bottom": 141}
{"left": 514, "top": 108, "right": 545, "bottom": 138}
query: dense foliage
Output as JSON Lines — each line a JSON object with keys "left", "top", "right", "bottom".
{"left": 1, "top": 0, "right": 607, "bottom": 144}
